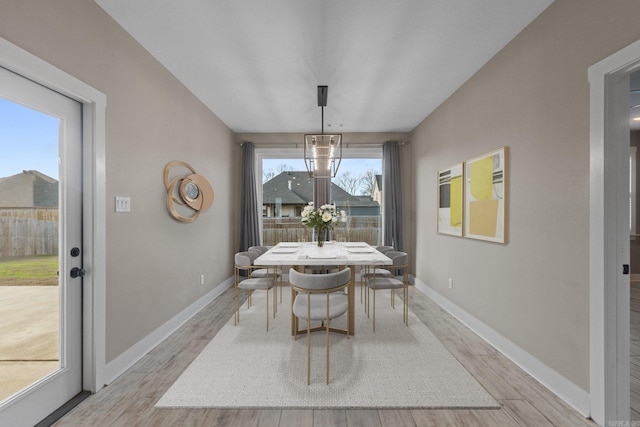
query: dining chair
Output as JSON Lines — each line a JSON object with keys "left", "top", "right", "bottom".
{"left": 360, "top": 245, "right": 394, "bottom": 302}
{"left": 304, "top": 265, "right": 340, "bottom": 274}
{"left": 248, "top": 245, "right": 270, "bottom": 254}
{"left": 364, "top": 251, "right": 409, "bottom": 332}
{"left": 375, "top": 245, "right": 394, "bottom": 254}
{"left": 289, "top": 267, "right": 351, "bottom": 385}
{"left": 247, "top": 247, "right": 283, "bottom": 303}
{"left": 234, "top": 251, "right": 277, "bottom": 332}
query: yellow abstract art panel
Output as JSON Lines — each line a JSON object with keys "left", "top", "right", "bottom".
{"left": 469, "top": 156, "right": 494, "bottom": 201}
{"left": 450, "top": 175, "right": 462, "bottom": 227}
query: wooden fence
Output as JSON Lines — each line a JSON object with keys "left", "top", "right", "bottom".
{"left": 0, "top": 207, "right": 58, "bottom": 221}
{"left": 0, "top": 208, "right": 58, "bottom": 257}
{"left": 262, "top": 216, "right": 381, "bottom": 246}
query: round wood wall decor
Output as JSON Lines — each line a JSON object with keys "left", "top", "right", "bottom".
{"left": 164, "top": 161, "right": 214, "bottom": 222}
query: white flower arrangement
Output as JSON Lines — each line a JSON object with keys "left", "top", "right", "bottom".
{"left": 301, "top": 202, "right": 347, "bottom": 244}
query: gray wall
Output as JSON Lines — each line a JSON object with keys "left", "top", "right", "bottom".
{"left": 409, "top": 0, "right": 640, "bottom": 392}
{"left": 0, "top": 0, "right": 239, "bottom": 363}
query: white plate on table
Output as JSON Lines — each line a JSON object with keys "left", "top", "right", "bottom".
{"left": 347, "top": 248, "right": 375, "bottom": 253}
{"left": 271, "top": 248, "right": 297, "bottom": 254}
{"left": 278, "top": 243, "right": 300, "bottom": 248}
{"left": 344, "top": 243, "right": 368, "bottom": 248}
{"left": 307, "top": 254, "right": 337, "bottom": 259}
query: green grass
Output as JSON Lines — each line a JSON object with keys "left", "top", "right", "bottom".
{"left": 0, "top": 255, "right": 59, "bottom": 286}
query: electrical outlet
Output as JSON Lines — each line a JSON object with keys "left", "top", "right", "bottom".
{"left": 448, "top": 278, "right": 453, "bottom": 290}
{"left": 200, "top": 274, "right": 205, "bottom": 285}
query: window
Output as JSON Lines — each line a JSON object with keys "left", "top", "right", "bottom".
{"left": 257, "top": 147, "right": 382, "bottom": 246}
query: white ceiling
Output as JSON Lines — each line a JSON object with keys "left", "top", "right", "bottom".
{"left": 95, "top": 0, "right": 554, "bottom": 134}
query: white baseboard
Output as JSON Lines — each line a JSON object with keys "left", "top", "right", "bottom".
{"left": 104, "top": 277, "right": 233, "bottom": 385}
{"left": 412, "top": 277, "right": 590, "bottom": 418}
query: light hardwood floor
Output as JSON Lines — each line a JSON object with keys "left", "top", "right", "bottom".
{"left": 54, "top": 285, "right": 596, "bottom": 426}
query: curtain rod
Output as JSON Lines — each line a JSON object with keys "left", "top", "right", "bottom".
{"left": 238, "top": 141, "right": 409, "bottom": 148}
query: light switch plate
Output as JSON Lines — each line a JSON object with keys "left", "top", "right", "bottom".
{"left": 115, "top": 196, "right": 131, "bottom": 212}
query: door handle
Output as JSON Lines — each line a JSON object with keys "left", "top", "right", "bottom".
{"left": 70, "top": 267, "right": 86, "bottom": 278}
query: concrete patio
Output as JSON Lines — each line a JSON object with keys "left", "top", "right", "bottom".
{"left": 0, "top": 286, "right": 59, "bottom": 401}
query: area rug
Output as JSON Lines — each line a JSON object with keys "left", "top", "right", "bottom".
{"left": 155, "top": 288, "right": 499, "bottom": 409}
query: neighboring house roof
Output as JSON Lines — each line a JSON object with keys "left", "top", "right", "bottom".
{"left": 263, "top": 172, "right": 312, "bottom": 204}
{"left": 262, "top": 171, "right": 379, "bottom": 210}
{"left": 29, "top": 170, "right": 58, "bottom": 184}
{"left": 0, "top": 170, "right": 58, "bottom": 185}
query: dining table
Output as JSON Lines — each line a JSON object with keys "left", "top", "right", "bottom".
{"left": 253, "top": 241, "right": 392, "bottom": 336}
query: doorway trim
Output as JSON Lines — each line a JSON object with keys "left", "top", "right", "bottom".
{"left": 0, "top": 38, "right": 107, "bottom": 393}
{"left": 589, "top": 39, "right": 640, "bottom": 426}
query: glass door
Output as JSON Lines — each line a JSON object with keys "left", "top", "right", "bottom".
{"left": 0, "top": 66, "right": 83, "bottom": 427}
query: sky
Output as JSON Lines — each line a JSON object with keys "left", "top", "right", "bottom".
{"left": 263, "top": 158, "right": 381, "bottom": 180}
{"left": 0, "top": 97, "right": 60, "bottom": 180}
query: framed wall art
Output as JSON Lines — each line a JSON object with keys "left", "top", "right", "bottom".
{"left": 463, "top": 147, "right": 507, "bottom": 243}
{"left": 437, "top": 163, "right": 464, "bottom": 237}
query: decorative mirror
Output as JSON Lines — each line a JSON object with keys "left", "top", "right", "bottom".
{"left": 163, "top": 161, "right": 214, "bottom": 222}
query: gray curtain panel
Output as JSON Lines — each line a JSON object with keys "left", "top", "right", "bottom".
{"left": 383, "top": 141, "right": 403, "bottom": 251}
{"left": 240, "top": 142, "right": 261, "bottom": 251}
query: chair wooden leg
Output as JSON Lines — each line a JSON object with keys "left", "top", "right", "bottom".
{"left": 364, "top": 283, "right": 367, "bottom": 315}
{"left": 307, "top": 321, "right": 311, "bottom": 385}
{"left": 307, "top": 295, "right": 311, "bottom": 385}
{"left": 292, "top": 288, "right": 297, "bottom": 338}
{"left": 326, "top": 317, "right": 330, "bottom": 384}
{"left": 236, "top": 287, "right": 243, "bottom": 326}
{"left": 403, "top": 286, "right": 406, "bottom": 325}
{"left": 360, "top": 269, "right": 364, "bottom": 304}
{"left": 373, "top": 288, "right": 376, "bottom": 333}
{"left": 364, "top": 282, "right": 367, "bottom": 314}
{"left": 365, "top": 283, "right": 369, "bottom": 317}
{"left": 405, "top": 284, "right": 409, "bottom": 326}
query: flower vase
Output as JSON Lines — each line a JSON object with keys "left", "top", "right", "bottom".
{"left": 316, "top": 228, "right": 325, "bottom": 247}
